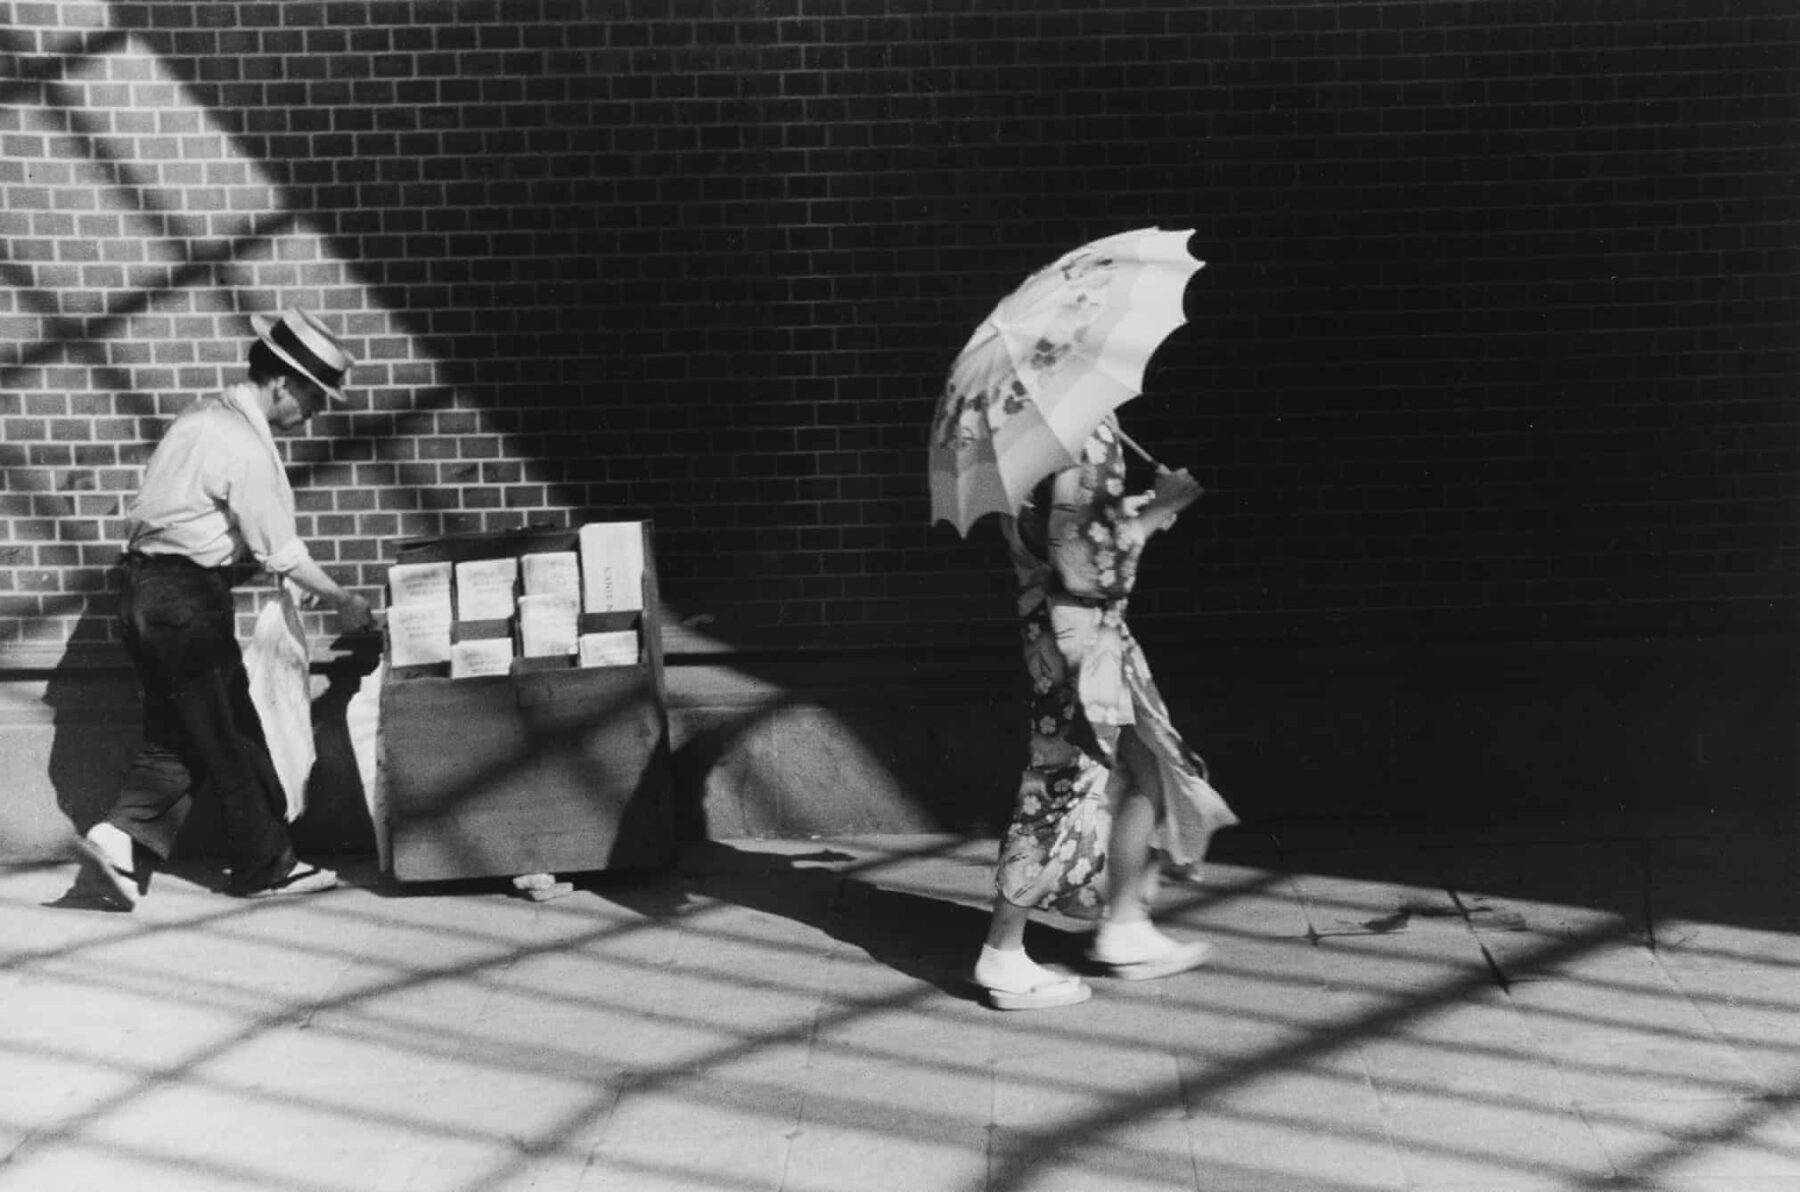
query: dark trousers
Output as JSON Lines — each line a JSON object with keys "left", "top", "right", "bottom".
{"left": 108, "top": 555, "right": 295, "bottom": 893}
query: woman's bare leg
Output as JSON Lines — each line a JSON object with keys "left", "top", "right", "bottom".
{"left": 1103, "top": 727, "right": 1161, "bottom": 925}
{"left": 985, "top": 897, "right": 1030, "bottom": 950}
{"left": 1091, "top": 727, "right": 1213, "bottom": 978}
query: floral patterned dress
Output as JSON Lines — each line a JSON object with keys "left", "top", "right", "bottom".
{"left": 993, "top": 420, "right": 1238, "bottom": 916}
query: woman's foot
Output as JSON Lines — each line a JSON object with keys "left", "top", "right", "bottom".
{"left": 1160, "top": 856, "right": 1208, "bottom": 885}
{"left": 1087, "top": 919, "right": 1213, "bottom": 981}
{"left": 973, "top": 944, "right": 1092, "bottom": 1011}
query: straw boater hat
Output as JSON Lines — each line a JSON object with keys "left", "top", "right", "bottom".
{"left": 250, "top": 307, "right": 355, "bottom": 404}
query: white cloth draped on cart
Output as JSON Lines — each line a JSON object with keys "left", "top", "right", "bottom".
{"left": 343, "top": 658, "right": 389, "bottom": 869}
{"left": 244, "top": 585, "right": 313, "bottom": 822}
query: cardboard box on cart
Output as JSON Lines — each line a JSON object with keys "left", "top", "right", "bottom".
{"left": 378, "top": 522, "right": 674, "bottom": 883}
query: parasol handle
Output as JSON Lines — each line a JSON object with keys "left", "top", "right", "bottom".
{"left": 1112, "top": 425, "right": 1163, "bottom": 470}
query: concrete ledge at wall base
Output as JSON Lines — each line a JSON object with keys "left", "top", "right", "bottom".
{"left": 0, "top": 641, "right": 1029, "bottom": 865}
{"left": 1, "top": 635, "right": 1796, "bottom": 866}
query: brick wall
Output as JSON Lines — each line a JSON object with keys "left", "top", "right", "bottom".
{"left": 3, "top": 0, "right": 1797, "bottom": 660}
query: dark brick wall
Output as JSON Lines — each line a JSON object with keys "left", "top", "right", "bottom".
{"left": 3, "top": 0, "right": 1796, "bottom": 657}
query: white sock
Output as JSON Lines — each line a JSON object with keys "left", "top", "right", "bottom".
{"left": 85, "top": 822, "right": 134, "bottom": 871}
{"left": 974, "top": 945, "right": 1063, "bottom": 993}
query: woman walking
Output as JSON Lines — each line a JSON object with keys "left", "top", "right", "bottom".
{"left": 972, "top": 417, "right": 1238, "bottom": 1010}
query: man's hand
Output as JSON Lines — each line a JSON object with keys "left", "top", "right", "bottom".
{"left": 335, "top": 591, "right": 377, "bottom": 634}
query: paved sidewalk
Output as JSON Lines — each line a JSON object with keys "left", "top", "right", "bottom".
{"left": 3, "top": 820, "right": 1798, "bottom": 1192}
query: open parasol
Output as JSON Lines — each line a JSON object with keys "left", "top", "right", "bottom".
{"left": 928, "top": 226, "right": 1204, "bottom": 536}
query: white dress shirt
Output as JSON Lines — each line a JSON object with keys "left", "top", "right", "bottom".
{"left": 124, "top": 383, "right": 312, "bottom": 576}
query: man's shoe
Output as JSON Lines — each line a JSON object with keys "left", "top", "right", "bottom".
{"left": 243, "top": 862, "right": 339, "bottom": 899}
{"left": 70, "top": 833, "right": 141, "bottom": 910}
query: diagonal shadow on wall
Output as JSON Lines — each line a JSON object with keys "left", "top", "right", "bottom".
{"left": 8, "top": 10, "right": 1800, "bottom": 1189}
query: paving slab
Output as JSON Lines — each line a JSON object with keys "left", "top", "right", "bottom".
{"left": 3, "top": 821, "right": 1798, "bottom": 1192}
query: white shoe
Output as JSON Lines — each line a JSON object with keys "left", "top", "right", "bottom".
{"left": 973, "top": 946, "right": 1093, "bottom": 1010}
{"left": 1087, "top": 920, "right": 1213, "bottom": 981}
{"left": 243, "top": 862, "right": 339, "bottom": 899}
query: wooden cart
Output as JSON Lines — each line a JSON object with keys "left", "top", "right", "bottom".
{"left": 377, "top": 523, "right": 674, "bottom": 882}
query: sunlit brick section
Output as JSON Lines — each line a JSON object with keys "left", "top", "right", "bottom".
{"left": 0, "top": 17, "right": 570, "bottom": 649}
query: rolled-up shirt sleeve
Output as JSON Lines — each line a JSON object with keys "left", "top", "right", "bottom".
{"left": 219, "top": 451, "right": 312, "bottom": 576}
